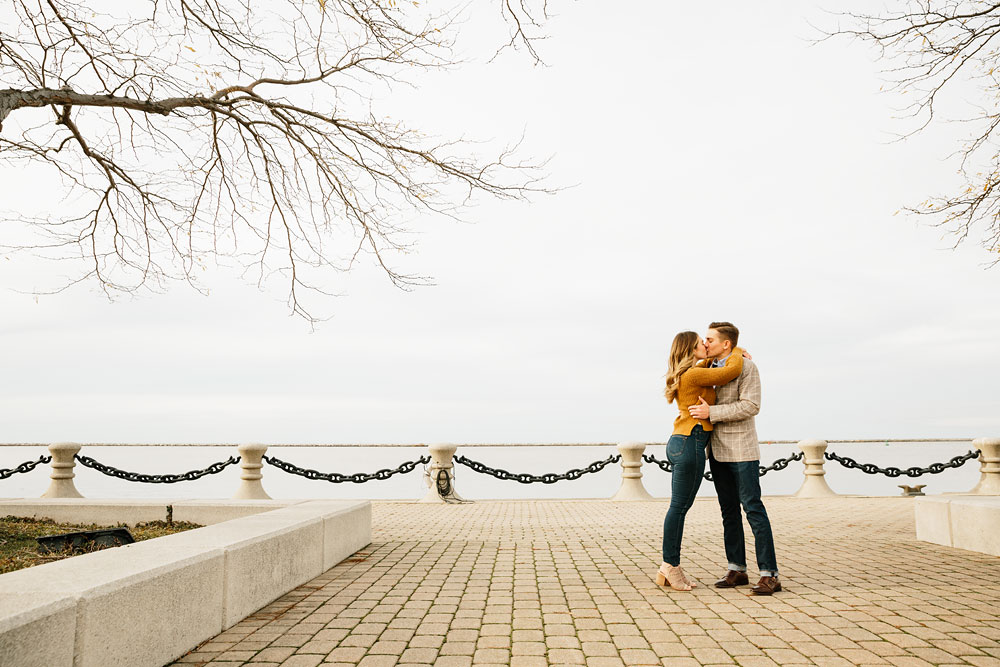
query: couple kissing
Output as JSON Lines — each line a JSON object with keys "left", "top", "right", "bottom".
{"left": 655, "top": 321, "right": 780, "bottom": 596}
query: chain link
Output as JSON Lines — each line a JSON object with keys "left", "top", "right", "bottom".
{"left": 642, "top": 451, "right": 805, "bottom": 481}
{"left": 74, "top": 454, "right": 241, "bottom": 483}
{"left": 453, "top": 454, "right": 622, "bottom": 484}
{"left": 263, "top": 454, "right": 431, "bottom": 483}
{"left": 0, "top": 455, "right": 52, "bottom": 480}
{"left": 824, "top": 449, "right": 980, "bottom": 478}
{"left": 643, "top": 453, "right": 717, "bottom": 480}
{"left": 758, "top": 451, "right": 805, "bottom": 475}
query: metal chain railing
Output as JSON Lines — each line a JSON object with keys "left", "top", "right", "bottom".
{"left": 262, "top": 454, "right": 431, "bottom": 483}
{"left": 74, "top": 454, "right": 241, "bottom": 483}
{"left": 453, "top": 453, "right": 621, "bottom": 484}
{"left": 9, "top": 444, "right": 984, "bottom": 493}
{"left": 824, "top": 449, "right": 980, "bottom": 478}
{"left": 642, "top": 454, "right": 678, "bottom": 475}
{"left": 759, "top": 451, "right": 805, "bottom": 475}
{"left": 0, "top": 455, "right": 52, "bottom": 480}
{"left": 642, "top": 451, "right": 805, "bottom": 481}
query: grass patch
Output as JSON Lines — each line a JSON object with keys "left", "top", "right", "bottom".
{"left": 0, "top": 515, "right": 202, "bottom": 575}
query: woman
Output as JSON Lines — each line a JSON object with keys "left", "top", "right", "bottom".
{"left": 655, "top": 331, "right": 744, "bottom": 590}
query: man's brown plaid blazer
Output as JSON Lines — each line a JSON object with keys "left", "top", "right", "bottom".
{"left": 707, "top": 358, "right": 761, "bottom": 462}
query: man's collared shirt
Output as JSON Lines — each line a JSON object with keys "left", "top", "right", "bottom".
{"left": 711, "top": 353, "right": 732, "bottom": 369}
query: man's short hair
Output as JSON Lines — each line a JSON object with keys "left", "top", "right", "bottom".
{"left": 709, "top": 321, "right": 739, "bottom": 347}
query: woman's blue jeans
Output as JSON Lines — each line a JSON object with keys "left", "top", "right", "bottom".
{"left": 661, "top": 425, "right": 709, "bottom": 565}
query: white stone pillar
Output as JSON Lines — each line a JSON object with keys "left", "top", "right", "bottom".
{"left": 41, "top": 442, "right": 84, "bottom": 498}
{"left": 233, "top": 443, "right": 271, "bottom": 499}
{"left": 794, "top": 439, "right": 836, "bottom": 497}
{"left": 420, "top": 443, "right": 463, "bottom": 503}
{"left": 969, "top": 438, "right": 1000, "bottom": 495}
{"left": 611, "top": 442, "right": 655, "bottom": 501}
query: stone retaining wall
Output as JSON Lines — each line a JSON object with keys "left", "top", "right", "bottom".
{"left": 914, "top": 495, "right": 1000, "bottom": 556}
{"left": 0, "top": 499, "right": 371, "bottom": 667}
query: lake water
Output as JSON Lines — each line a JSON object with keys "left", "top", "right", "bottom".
{"left": 0, "top": 441, "right": 982, "bottom": 501}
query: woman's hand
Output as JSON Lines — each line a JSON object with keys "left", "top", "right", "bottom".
{"left": 742, "top": 350, "right": 752, "bottom": 360}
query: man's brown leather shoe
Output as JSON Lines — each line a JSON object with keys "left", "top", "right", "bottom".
{"left": 750, "top": 576, "right": 781, "bottom": 595}
{"left": 714, "top": 570, "right": 750, "bottom": 588}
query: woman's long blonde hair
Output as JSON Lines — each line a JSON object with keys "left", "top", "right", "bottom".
{"left": 664, "top": 331, "right": 701, "bottom": 404}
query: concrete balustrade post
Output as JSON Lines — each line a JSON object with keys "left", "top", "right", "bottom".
{"left": 794, "top": 439, "right": 836, "bottom": 498}
{"left": 232, "top": 443, "right": 271, "bottom": 499}
{"left": 969, "top": 438, "right": 1000, "bottom": 495}
{"left": 420, "top": 443, "right": 463, "bottom": 503}
{"left": 611, "top": 442, "right": 655, "bottom": 501}
{"left": 41, "top": 442, "right": 84, "bottom": 498}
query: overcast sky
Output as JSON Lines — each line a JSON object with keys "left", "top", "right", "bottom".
{"left": 1, "top": 0, "right": 997, "bottom": 446}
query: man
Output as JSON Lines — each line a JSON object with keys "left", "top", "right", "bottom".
{"left": 688, "top": 321, "right": 780, "bottom": 595}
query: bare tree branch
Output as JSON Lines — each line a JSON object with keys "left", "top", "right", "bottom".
{"left": 0, "top": 0, "right": 556, "bottom": 322}
{"left": 828, "top": 1, "right": 1000, "bottom": 262}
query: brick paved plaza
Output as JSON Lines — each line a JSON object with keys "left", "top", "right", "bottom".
{"left": 172, "top": 498, "right": 1000, "bottom": 667}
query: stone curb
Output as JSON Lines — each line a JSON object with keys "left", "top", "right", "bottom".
{"left": 0, "top": 499, "right": 371, "bottom": 667}
{"left": 915, "top": 494, "right": 1000, "bottom": 556}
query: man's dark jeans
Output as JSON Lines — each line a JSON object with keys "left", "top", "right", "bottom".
{"left": 708, "top": 449, "right": 778, "bottom": 574}
{"left": 661, "top": 425, "right": 709, "bottom": 566}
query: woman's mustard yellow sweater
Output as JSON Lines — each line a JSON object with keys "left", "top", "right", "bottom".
{"left": 671, "top": 349, "right": 744, "bottom": 436}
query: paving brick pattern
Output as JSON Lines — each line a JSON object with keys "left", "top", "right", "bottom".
{"left": 172, "top": 498, "right": 1000, "bottom": 666}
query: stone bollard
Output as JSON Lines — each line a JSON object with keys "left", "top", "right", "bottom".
{"left": 969, "top": 438, "right": 1000, "bottom": 495}
{"left": 41, "top": 442, "right": 84, "bottom": 498}
{"left": 232, "top": 443, "right": 271, "bottom": 499}
{"left": 611, "top": 442, "right": 655, "bottom": 501}
{"left": 420, "top": 443, "right": 464, "bottom": 503}
{"left": 794, "top": 439, "right": 836, "bottom": 497}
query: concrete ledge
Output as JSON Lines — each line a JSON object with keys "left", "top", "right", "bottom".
{"left": 0, "top": 593, "right": 76, "bottom": 667}
{"left": 0, "top": 499, "right": 371, "bottom": 667}
{"left": 253, "top": 500, "right": 374, "bottom": 570}
{"left": 0, "top": 541, "right": 225, "bottom": 667}
{"left": 915, "top": 495, "right": 1000, "bottom": 556}
{"left": 151, "top": 507, "right": 327, "bottom": 628}
{"left": 322, "top": 500, "right": 372, "bottom": 570}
